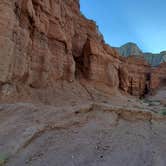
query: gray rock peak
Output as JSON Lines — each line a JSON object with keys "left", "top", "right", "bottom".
{"left": 116, "top": 42, "right": 166, "bottom": 66}
{"left": 117, "top": 42, "right": 143, "bottom": 57}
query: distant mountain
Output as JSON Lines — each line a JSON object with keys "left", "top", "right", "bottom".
{"left": 116, "top": 42, "right": 143, "bottom": 57}
{"left": 115, "top": 42, "right": 166, "bottom": 66}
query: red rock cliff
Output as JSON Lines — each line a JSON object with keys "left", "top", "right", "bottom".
{"left": 0, "top": 0, "right": 165, "bottom": 101}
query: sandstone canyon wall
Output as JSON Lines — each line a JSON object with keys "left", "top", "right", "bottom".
{"left": 0, "top": 0, "right": 165, "bottom": 103}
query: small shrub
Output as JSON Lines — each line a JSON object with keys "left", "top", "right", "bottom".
{"left": 160, "top": 109, "right": 166, "bottom": 116}
{"left": 0, "top": 154, "right": 8, "bottom": 166}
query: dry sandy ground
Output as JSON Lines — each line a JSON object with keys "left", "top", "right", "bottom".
{"left": 148, "top": 87, "right": 166, "bottom": 105}
{"left": 0, "top": 98, "right": 165, "bottom": 166}
{"left": 0, "top": 85, "right": 166, "bottom": 166}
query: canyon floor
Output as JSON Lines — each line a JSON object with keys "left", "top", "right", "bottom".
{"left": 0, "top": 85, "right": 166, "bottom": 166}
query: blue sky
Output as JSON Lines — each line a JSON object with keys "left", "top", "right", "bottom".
{"left": 80, "top": 0, "right": 166, "bottom": 53}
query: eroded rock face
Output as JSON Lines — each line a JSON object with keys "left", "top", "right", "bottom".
{"left": 82, "top": 39, "right": 120, "bottom": 88}
{"left": 151, "top": 63, "right": 166, "bottom": 91}
{"left": 0, "top": 0, "right": 165, "bottom": 101}
{"left": 123, "top": 56, "right": 152, "bottom": 97}
{"left": 0, "top": 0, "right": 102, "bottom": 98}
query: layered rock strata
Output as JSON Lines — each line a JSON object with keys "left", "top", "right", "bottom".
{"left": 0, "top": 0, "right": 165, "bottom": 102}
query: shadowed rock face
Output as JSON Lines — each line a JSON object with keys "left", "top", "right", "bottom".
{"left": 151, "top": 63, "right": 166, "bottom": 90}
{"left": 0, "top": 0, "right": 101, "bottom": 85}
{"left": 0, "top": 0, "right": 103, "bottom": 101}
{"left": 0, "top": 0, "right": 165, "bottom": 102}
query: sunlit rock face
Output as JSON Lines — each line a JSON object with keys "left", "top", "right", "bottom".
{"left": 116, "top": 42, "right": 166, "bottom": 66}
{"left": 0, "top": 0, "right": 165, "bottom": 101}
{"left": 144, "top": 52, "right": 166, "bottom": 67}
{"left": 116, "top": 42, "right": 143, "bottom": 57}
